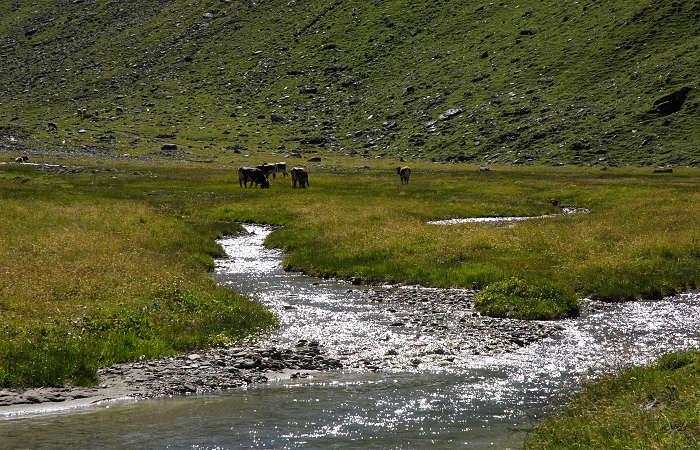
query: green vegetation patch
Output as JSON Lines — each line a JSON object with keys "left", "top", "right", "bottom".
{"left": 0, "top": 168, "right": 276, "bottom": 388}
{"left": 474, "top": 278, "right": 579, "bottom": 320}
{"left": 525, "top": 349, "right": 700, "bottom": 448}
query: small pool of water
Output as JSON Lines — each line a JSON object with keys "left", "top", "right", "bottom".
{"left": 428, "top": 207, "right": 590, "bottom": 225}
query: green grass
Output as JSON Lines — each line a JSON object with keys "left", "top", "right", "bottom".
{"left": 0, "top": 157, "right": 698, "bottom": 387}
{"left": 525, "top": 349, "right": 700, "bottom": 448}
{"left": 474, "top": 278, "right": 579, "bottom": 320}
{"left": 0, "top": 167, "right": 277, "bottom": 387}
{"left": 0, "top": 0, "right": 698, "bottom": 166}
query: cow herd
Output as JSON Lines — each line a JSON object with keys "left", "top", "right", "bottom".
{"left": 238, "top": 162, "right": 310, "bottom": 189}
{"left": 239, "top": 162, "right": 410, "bottom": 190}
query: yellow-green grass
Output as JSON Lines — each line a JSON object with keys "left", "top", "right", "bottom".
{"left": 525, "top": 350, "right": 700, "bottom": 448}
{"left": 210, "top": 164, "right": 700, "bottom": 302}
{"left": 0, "top": 157, "right": 698, "bottom": 386}
{"left": 0, "top": 169, "right": 276, "bottom": 387}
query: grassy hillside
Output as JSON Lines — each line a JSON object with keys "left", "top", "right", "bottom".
{"left": 0, "top": 0, "right": 698, "bottom": 166}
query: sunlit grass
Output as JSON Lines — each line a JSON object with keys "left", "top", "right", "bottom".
{"left": 0, "top": 159, "right": 698, "bottom": 386}
{"left": 525, "top": 350, "right": 700, "bottom": 448}
{"left": 0, "top": 176, "right": 276, "bottom": 387}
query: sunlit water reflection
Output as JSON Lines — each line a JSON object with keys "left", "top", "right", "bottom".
{"left": 1, "top": 224, "right": 697, "bottom": 448}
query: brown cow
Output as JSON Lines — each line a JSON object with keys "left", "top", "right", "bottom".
{"left": 238, "top": 167, "right": 270, "bottom": 188}
{"left": 397, "top": 166, "right": 410, "bottom": 184}
{"left": 256, "top": 163, "right": 277, "bottom": 180}
{"left": 291, "top": 167, "right": 309, "bottom": 188}
{"left": 15, "top": 155, "right": 28, "bottom": 163}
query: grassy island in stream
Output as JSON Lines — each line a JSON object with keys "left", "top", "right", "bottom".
{"left": 0, "top": 156, "right": 698, "bottom": 387}
{"left": 474, "top": 278, "right": 580, "bottom": 320}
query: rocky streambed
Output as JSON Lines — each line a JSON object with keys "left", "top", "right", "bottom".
{"left": 0, "top": 225, "right": 567, "bottom": 416}
{"left": 347, "top": 287, "right": 561, "bottom": 370}
{"left": 1, "top": 224, "right": 698, "bottom": 448}
{"left": 0, "top": 340, "right": 340, "bottom": 414}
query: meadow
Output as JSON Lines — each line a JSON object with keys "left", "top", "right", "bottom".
{"left": 0, "top": 156, "right": 697, "bottom": 388}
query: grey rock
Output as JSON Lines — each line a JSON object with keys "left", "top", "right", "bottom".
{"left": 439, "top": 108, "right": 463, "bottom": 121}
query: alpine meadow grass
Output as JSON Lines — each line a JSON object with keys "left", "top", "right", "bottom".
{"left": 0, "top": 158, "right": 698, "bottom": 388}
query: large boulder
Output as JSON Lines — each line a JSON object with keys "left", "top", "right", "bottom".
{"left": 651, "top": 87, "right": 691, "bottom": 116}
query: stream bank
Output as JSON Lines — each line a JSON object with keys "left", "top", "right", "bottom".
{"left": 1, "top": 224, "right": 697, "bottom": 448}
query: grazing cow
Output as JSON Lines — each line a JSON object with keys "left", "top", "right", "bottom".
{"left": 275, "top": 162, "right": 288, "bottom": 178}
{"left": 47, "top": 122, "right": 58, "bottom": 131}
{"left": 256, "top": 163, "right": 277, "bottom": 180}
{"left": 291, "top": 167, "right": 309, "bottom": 188}
{"left": 238, "top": 167, "right": 270, "bottom": 188}
{"left": 15, "top": 155, "right": 28, "bottom": 163}
{"left": 397, "top": 166, "right": 411, "bottom": 184}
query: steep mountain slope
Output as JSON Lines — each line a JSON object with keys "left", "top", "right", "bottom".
{"left": 1, "top": 0, "right": 698, "bottom": 165}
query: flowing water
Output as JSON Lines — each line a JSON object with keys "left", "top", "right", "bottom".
{"left": 1, "top": 224, "right": 698, "bottom": 448}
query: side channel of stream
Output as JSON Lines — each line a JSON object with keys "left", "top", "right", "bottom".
{"left": 1, "top": 224, "right": 698, "bottom": 448}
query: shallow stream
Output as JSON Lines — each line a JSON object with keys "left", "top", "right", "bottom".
{"left": 1, "top": 224, "right": 698, "bottom": 448}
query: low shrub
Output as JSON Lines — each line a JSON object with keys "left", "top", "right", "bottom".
{"left": 474, "top": 278, "right": 579, "bottom": 320}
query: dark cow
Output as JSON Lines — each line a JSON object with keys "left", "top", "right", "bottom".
{"left": 238, "top": 167, "right": 270, "bottom": 188}
{"left": 15, "top": 155, "right": 28, "bottom": 163}
{"left": 291, "top": 167, "right": 309, "bottom": 188}
{"left": 256, "top": 163, "right": 277, "bottom": 180}
{"left": 275, "top": 162, "right": 288, "bottom": 178}
{"left": 397, "top": 166, "right": 411, "bottom": 184}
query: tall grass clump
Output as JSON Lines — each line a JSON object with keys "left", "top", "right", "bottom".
{"left": 474, "top": 278, "right": 579, "bottom": 320}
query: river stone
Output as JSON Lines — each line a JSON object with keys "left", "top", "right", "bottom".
{"left": 237, "top": 359, "right": 257, "bottom": 369}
